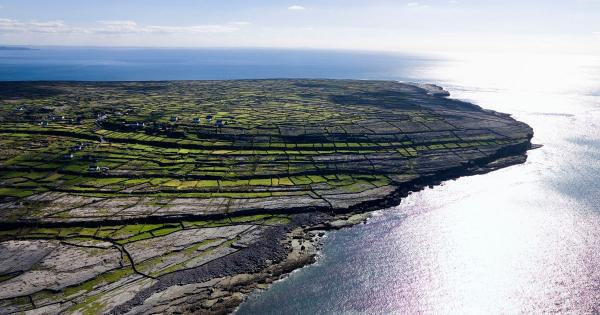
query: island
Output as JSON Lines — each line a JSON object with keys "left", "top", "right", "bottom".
{"left": 0, "top": 80, "right": 533, "bottom": 314}
{"left": 0, "top": 46, "right": 36, "bottom": 51}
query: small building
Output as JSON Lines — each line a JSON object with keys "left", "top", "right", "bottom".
{"left": 70, "top": 145, "right": 83, "bottom": 152}
{"left": 193, "top": 117, "right": 201, "bottom": 124}
{"left": 40, "top": 121, "right": 49, "bottom": 127}
{"left": 88, "top": 165, "right": 100, "bottom": 172}
{"left": 124, "top": 122, "right": 145, "bottom": 129}
{"left": 62, "top": 153, "right": 74, "bottom": 160}
{"left": 170, "top": 116, "right": 178, "bottom": 122}
{"left": 215, "top": 120, "right": 224, "bottom": 127}
{"left": 206, "top": 115, "right": 213, "bottom": 122}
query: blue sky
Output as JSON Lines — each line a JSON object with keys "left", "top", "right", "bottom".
{"left": 1, "top": 0, "right": 599, "bottom": 53}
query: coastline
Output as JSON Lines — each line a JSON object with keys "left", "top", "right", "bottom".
{"left": 0, "top": 80, "right": 535, "bottom": 314}
{"left": 114, "top": 138, "right": 533, "bottom": 314}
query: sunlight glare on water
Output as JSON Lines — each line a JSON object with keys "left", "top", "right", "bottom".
{"left": 236, "top": 52, "right": 600, "bottom": 314}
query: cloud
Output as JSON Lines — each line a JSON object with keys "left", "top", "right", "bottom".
{"left": 95, "top": 20, "right": 139, "bottom": 34}
{"left": 95, "top": 20, "right": 239, "bottom": 34}
{"left": 143, "top": 25, "right": 239, "bottom": 34}
{"left": 0, "top": 18, "right": 81, "bottom": 33}
{"left": 0, "top": 18, "right": 243, "bottom": 35}
{"left": 229, "top": 21, "right": 251, "bottom": 26}
{"left": 407, "top": 2, "right": 430, "bottom": 8}
{"left": 288, "top": 5, "right": 306, "bottom": 11}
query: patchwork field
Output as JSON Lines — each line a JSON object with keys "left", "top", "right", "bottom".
{"left": 0, "top": 80, "right": 533, "bottom": 314}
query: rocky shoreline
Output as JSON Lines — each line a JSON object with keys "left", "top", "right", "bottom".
{"left": 111, "top": 142, "right": 532, "bottom": 315}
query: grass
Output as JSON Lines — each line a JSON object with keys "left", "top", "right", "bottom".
{"left": 0, "top": 187, "right": 37, "bottom": 198}
{"left": 63, "top": 266, "right": 135, "bottom": 298}
{"left": 0, "top": 80, "right": 519, "bottom": 209}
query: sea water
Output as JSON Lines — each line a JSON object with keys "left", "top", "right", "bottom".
{"left": 0, "top": 46, "right": 430, "bottom": 81}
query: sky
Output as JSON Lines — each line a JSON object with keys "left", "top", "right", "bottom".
{"left": 1, "top": 0, "right": 600, "bottom": 54}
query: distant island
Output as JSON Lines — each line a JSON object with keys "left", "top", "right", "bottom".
{"left": 0, "top": 46, "right": 36, "bottom": 50}
{"left": 0, "top": 79, "right": 533, "bottom": 314}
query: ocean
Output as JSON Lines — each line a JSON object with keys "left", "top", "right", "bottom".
{"left": 2, "top": 47, "right": 599, "bottom": 314}
{"left": 0, "top": 47, "right": 431, "bottom": 82}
